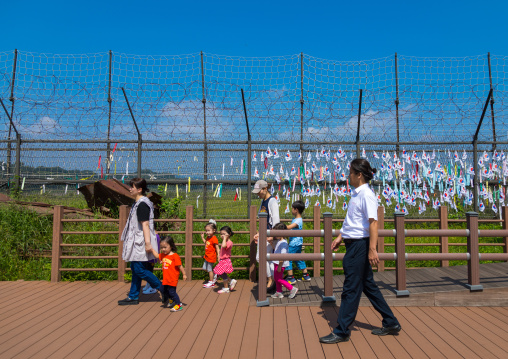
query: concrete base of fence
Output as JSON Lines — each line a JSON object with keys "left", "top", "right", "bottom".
{"left": 322, "top": 295, "right": 336, "bottom": 302}
{"left": 395, "top": 289, "right": 410, "bottom": 297}
{"left": 256, "top": 299, "right": 270, "bottom": 307}
{"left": 466, "top": 284, "right": 483, "bottom": 292}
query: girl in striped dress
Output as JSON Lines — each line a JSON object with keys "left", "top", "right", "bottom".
{"left": 214, "top": 226, "right": 237, "bottom": 293}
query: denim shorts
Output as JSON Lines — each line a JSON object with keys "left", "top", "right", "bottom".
{"left": 202, "top": 260, "right": 214, "bottom": 272}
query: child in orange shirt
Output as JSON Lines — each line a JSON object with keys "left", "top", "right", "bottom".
{"left": 201, "top": 219, "right": 220, "bottom": 288}
{"left": 150, "top": 236, "right": 187, "bottom": 311}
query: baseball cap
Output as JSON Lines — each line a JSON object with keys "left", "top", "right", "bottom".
{"left": 252, "top": 180, "right": 268, "bottom": 193}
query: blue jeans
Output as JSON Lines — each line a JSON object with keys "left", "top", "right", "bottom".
{"left": 286, "top": 244, "right": 307, "bottom": 271}
{"left": 128, "top": 261, "right": 162, "bottom": 300}
{"left": 333, "top": 238, "right": 399, "bottom": 337}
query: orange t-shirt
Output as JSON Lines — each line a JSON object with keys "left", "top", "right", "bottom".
{"left": 159, "top": 252, "right": 182, "bottom": 286}
{"left": 204, "top": 235, "right": 219, "bottom": 263}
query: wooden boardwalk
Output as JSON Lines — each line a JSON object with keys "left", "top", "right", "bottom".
{"left": 1, "top": 264, "right": 508, "bottom": 358}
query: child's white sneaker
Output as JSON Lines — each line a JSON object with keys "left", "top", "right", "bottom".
{"left": 229, "top": 279, "right": 237, "bottom": 291}
{"left": 218, "top": 288, "right": 230, "bottom": 294}
{"left": 271, "top": 292, "right": 284, "bottom": 298}
{"left": 203, "top": 281, "right": 216, "bottom": 288}
{"left": 289, "top": 287, "right": 298, "bottom": 299}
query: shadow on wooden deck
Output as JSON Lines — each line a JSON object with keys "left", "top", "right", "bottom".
{"left": 249, "top": 262, "right": 508, "bottom": 307}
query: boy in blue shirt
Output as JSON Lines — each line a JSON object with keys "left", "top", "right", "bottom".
{"left": 285, "top": 200, "right": 311, "bottom": 284}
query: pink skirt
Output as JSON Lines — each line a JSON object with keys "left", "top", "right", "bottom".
{"left": 213, "top": 258, "right": 233, "bottom": 275}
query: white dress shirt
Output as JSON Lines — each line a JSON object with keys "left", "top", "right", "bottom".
{"left": 340, "top": 183, "right": 378, "bottom": 239}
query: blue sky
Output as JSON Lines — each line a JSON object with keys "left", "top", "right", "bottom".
{"left": 1, "top": 0, "right": 507, "bottom": 59}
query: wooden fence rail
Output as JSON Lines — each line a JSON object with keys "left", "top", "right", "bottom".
{"left": 50, "top": 205, "right": 508, "bottom": 284}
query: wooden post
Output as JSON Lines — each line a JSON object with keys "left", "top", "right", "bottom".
{"left": 394, "top": 211, "right": 409, "bottom": 296}
{"left": 503, "top": 206, "right": 508, "bottom": 262}
{"left": 313, "top": 205, "right": 321, "bottom": 277}
{"left": 249, "top": 205, "right": 258, "bottom": 282}
{"left": 257, "top": 213, "right": 269, "bottom": 306}
{"left": 117, "top": 205, "right": 129, "bottom": 282}
{"left": 185, "top": 205, "right": 194, "bottom": 280}
{"left": 322, "top": 212, "right": 335, "bottom": 301}
{"left": 51, "top": 206, "right": 64, "bottom": 282}
{"left": 377, "top": 206, "right": 385, "bottom": 272}
{"left": 466, "top": 212, "right": 483, "bottom": 291}
{"left": 439, "top": 206, "right": 449, "bottom": 267}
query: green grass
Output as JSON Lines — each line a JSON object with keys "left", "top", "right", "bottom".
{"left": 0, "top": 191, "right": 505, "bottom": 282}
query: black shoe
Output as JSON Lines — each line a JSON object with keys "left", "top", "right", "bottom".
{"left": 371, "top": 324, "right": 401, "bottom": 336}
{"left": 319, "top": 332, "right": 350, "bottom": 344}
{"left": 118, "top": 297, "right": 139, "bottom": 306}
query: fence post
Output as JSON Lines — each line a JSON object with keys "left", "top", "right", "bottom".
{"left": 249, "top": 205, "right": 258, "bottom": 282}
{"left": 51, "top": 205, "right": 64, "bottom": 282}
{"left": 439, "top": 206, "right": 449, "bottom": 267}
{"left": 313, "top": 205, "right": 321, "bottom": 277}
{"left": 185, "top": 205, "right": 194, "bottom": 280}
{"left": 15, "top": 133, "right": 21, "bottom": 190}
{"left": 394, "top": 211, "right": 409, "bottom": 296}
{"left": 6, "top": 49, "right": 17, "bottom": 181}
{"left": 201, "top": 51, "right": 208, "bottom": 217}
{"left": 257, "top": 213, "right": 269, "bottom": 306}
{"left": 322, "top": 212, "right": 335, "bottom": 301}
{"left": 503, "top": 206, "right": 508, "bottom": 262}
{"left": 377, "top": 206, "right": 385, "bottom": 272}
{"left": 466, "top": 212, "right": 483, "bottom": 291}
{"left": 118, "top": 205, "right": 129, "bottom": 282}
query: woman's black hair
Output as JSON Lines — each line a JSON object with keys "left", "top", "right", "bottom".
{"left": 129, "top": 177, "right": 149, "bottom": 195}
{"left": 350, "top": 158, "right": 377, "bottom": 182}
{"left": 219, "top": 226, "right": 234, "bottom": 237}
{"left": 160, "top": 236, "right": 177, "bottom": 253}
{"left": 205, "top": 219, "right": 217, "bottom": 232}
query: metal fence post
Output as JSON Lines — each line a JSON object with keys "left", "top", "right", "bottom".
{"left": 466, "top": 212, "right": 483, "bottom": 291}
{"left": 118, "top": 205, "right": 129, "bottom": 282}
{"left": 257, "top": 212, "right": 269, "bottom": 306}
{"left": 356, "top": 89, "right": 363, "bottom": 159}
{"left": 322, "top": 212, "right": 335, "bottom": 301}
{"left": 201, "top": 51, "right": 208, "bottom": 218}
{"left": 487, "top": 52, "right": 496, "bottom": 152}
{"left": 106, "top": 50, "right": 113, "bottom": 176}
{"left": 300, "top": 52, "right": 304, "bottom": 159}
{"left": 377, "top": 206, "right": 385, "bottom": 272}
{"left": 249, "top": 205, "right": 258, "bottom": 281}
{"left": 51, "top": 205, "right": 64, "bottom": 282}
{"left": 394, "top": 52, "right": 400, "bottom": 154}
{"left": 313, "top": 205, "right": 321, "bottom": 277}
{"left": 394, "top": 211, "right": 409, "bottom": 296}
{"left": 15, "top": 133, "right": 21, "bottom": 190}
{"left": 6, "top": 49, "right": 18, "bottom": 181}
{"left": 439, "top": 206, "right": 449, "bottom": 267}
{"left": 185, "top": 205, "right": 194, "bottom": 280}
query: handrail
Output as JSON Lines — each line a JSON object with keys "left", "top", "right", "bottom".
{"left": 51, "top": 205, "right": 508, "bottom": 291}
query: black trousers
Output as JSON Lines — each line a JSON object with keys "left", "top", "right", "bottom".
{"left": 162, "top": 285, "right": 181, "bottom": 305}
{"left": 334, "top": 238, "right": 399, "bottom": 337}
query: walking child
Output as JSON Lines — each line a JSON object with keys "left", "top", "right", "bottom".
{"left": 213, "top": 226, "right": 238, "bottom": 293}
{"left": 150, "top": 236, "right": 187, "bottom": 311}
{"left": 270, "top": 223, "right": 299, "bottom": 299}
{"left": 284, "top": 200, "right": 311, "bottom": 284}
{"left": 202, "top": 220, "right": 220, "bottom": 288}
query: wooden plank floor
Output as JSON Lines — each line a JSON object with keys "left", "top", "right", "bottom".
{"left": 1, "top": 276, "right": 508, "bottom": 358}
{"left": 253, "top": 262, "right": 508, "bottom": 307}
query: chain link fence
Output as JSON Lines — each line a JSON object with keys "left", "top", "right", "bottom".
{"left": 1, "top": 50, "right": 507, "bottom": 218}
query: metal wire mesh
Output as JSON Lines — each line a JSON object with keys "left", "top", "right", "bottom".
{"left": 0, "top": 50, "right": 507, "bottom": 218}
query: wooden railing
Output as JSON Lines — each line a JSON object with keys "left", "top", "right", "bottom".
{"left": 257, "top": 211, "right": 508, "bottom": 306}
{"left": 51, "top": 204, "right": 508, "bottom": 283}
